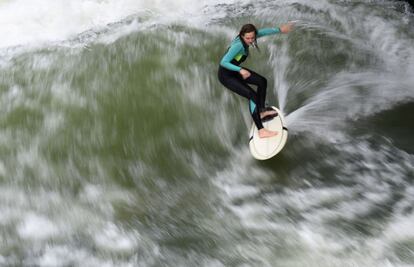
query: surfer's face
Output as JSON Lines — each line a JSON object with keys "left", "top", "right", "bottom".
{"left": 242, "top": 31, "right": 255, "bottom": 45}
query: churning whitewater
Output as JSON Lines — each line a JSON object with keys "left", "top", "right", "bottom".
{"left": 0, "top": 0, "right": 413, "bottom": 266}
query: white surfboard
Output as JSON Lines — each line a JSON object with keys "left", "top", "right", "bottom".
{"left": 249, "top": 106, "right": 288, "bottom": 160}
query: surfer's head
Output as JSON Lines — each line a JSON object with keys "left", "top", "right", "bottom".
{"left": 239, "top": 24, "right": 258, "bottom": 48}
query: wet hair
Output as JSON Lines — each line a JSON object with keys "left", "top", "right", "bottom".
{"left": 239, "top": 24, "right": 260, "bottom": 51}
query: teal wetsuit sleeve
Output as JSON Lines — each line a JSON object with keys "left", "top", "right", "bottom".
{"left": 257, "top": 27, "right": 281, "bottom": 38}
{"left": 219, "top": 42, "right": 243, "bottom": 72}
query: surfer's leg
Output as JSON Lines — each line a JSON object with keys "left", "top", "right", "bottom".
{"left": 218, "top": 69, "right": 264, "bottom": 129}
{"left": 244, "top": 70, "right": 277, "bottom": 118}
{"left": 218, "top": 68, "right": 277, "bottom": 138}
{"left": 244, "top": 70, "right": 267, "bottom": 108}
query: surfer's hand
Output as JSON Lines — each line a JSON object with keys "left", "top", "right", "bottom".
{"left": 240, "top": 69, "right": 251, "bottom": 79}
{"left": 280, "top": 22, "right": 294, "bottom": 33}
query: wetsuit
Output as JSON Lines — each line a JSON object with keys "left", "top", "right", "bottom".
{"left": 218, "top": 27, "right": 281, "bottom": 130}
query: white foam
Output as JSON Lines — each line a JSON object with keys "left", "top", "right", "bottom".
{"left": 285, "top": 68, "right": 414, "bottom": 142}
{"left": 36, "top": 245, "right": 120, "bottom": 267}
{"left": 0, "top": 0, "right": 241, "bottom": 50}
{"left": 80, "top": 184, "right": 103, "bottom": 202}
{"left": 36, "top": 246, "right": 76, "bottom": 267}
{"left": 0, "top": 0, "right": 142, "bottom": 48}
{"left": 93, "top": 223, "right": 138, "bottom": 252}
{"left": 384, "top": 213, "right": 414, "bottom": 243}
{"left": 17, "top": 213, "right": 59, "bottom": 240}
{"left": 298, "top": 225, "right": 346, "bottom": 253}
{"left": 269, "top": 41, "right": 290, "bottom": 113}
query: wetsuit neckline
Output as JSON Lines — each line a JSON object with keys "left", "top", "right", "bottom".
{"left": 236, "top": 35, "right": 249, "bottom": 50}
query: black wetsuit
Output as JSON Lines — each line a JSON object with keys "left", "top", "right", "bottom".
{"left": 218, "top": 64, "right": 267, "bottom": 129}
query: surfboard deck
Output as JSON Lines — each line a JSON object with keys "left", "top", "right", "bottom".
{"left": 249, "top": 106, "right": 288, "bottom": 160}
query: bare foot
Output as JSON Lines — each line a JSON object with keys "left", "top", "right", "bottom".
{"left": 260, "top": 110, "right": 278, "bottom": 119}
{"left": 258, "top": 128, "right": 278, "bottom": 138}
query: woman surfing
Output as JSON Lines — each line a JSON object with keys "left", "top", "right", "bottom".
{"left": 218, "top": 23, "right": 293, "bottom": 138}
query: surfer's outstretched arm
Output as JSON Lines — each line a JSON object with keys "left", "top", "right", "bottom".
{"left": 257, "top": 23, "right": 294, "bottom": 38}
